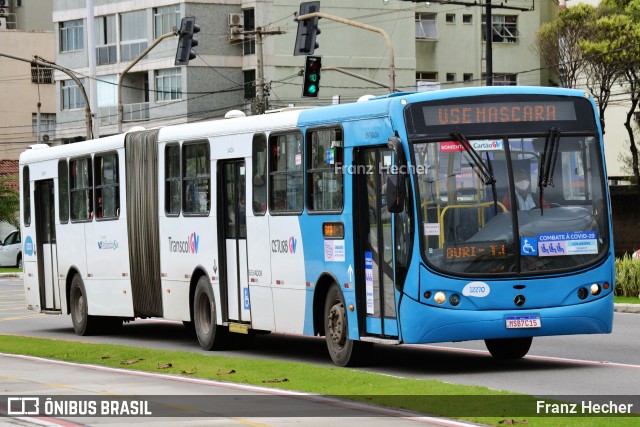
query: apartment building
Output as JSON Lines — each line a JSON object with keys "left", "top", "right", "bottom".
{"left": 51, "top": 1, "right": 558, "bottom": 143}
{"left": 0, "top": 0, "right": 55, "bottom": 161}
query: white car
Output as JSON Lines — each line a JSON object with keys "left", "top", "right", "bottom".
{"left": 0, "top": 230, "right": 22, "bottom": 268}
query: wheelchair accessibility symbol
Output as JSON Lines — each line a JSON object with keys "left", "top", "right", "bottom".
{"left": 520, "top": 237, "right": 538, "bottom": 256}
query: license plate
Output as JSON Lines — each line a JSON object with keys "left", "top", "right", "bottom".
{"left": 505, "top": 315, "right": 541, "bottom": 329}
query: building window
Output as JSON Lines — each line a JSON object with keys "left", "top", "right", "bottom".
{"left": 58, "top": 160, "right": 69, "bottom": 224}
{"left": 95, "top": 15, "right": 117, "bottom": 65}
{"left": 120, "top": 10, "right": 147, "bottom": 62}
{"left": 243, "top": 8, "right": 256, "bottom": 55}
{"left": 94, "top": 153, "right": 119, "bottom": 220}
{"left": 415, "top": 13, "right": 438, "bottom": 40}
{"left": 61, "top": 79, "right": 86, "bottom": 110}
{"left": 252, "top": 134, "right": 267, "bottom": 215}
{"left": 60, "top": 19, "right": 84, "bottom": 52}
{"left": 269, "top": 132, "right": 303, "bottom": 214}
{"left": 482, "top": 14, "right": 518, "bottom": 43}
{"left": 307, "top": 128, "right": 343, "bottom": 212}
{"left": 70, "top": 157, "right": 92, "bottom": 222}
{"left": 446, "top": 14, "right": 455, "bottom": 24}
{"left": 446, "top": 73, "right": 456, "bottom": 83}
{"left": 493, "top": 74, "right": 518, "bottom": 85}
{"left": 243, "top": 69, "right": 256, "bottom": 100}
{"left": 463, "top": 73, "right": 473, "bottom": 82}
{"left": 483, "top": 73, "right": 517, "bottom": 86}
{"left": 31, "top": 113, "right": 56, "bottom": 135}
{"left": 155, "top": 68, "right": 182, "bottom": 101}
{"left": 31, "top": 65, "right": 54, "bottom": 84}
{"left": 165, "top": 144, "right": 181, "bottom": 215}
{"left": 416, "top": 72, "right": 440, "bottom": 91}
{"left": 182, "top": 142, "right": 210, "bottom": 215}
{"left": 463, "top": 14, "right": 472, "bottom": 24}
{"left": 154, "top": 4, "right": 180, "bottom": 38}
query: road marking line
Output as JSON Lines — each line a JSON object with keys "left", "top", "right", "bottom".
{"left": 0, "top": 307, "right": 28, "bottom": 311}
{"left": 0, "top": 314, "right": 45, "bottom": 321}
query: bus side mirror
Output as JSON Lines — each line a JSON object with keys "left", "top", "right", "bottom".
{"left": 386, "top": 136, "right": 406, "bottom": 214}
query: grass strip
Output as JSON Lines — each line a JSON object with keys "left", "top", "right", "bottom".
{"left": 0, "top": 335, "right": 636, "bottom": 426}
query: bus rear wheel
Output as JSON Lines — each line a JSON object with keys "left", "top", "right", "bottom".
{"left": 324, "top": 284, "right": 370, "bottom": 367}
{"left": 485, "top": 337, "right": 533, "bottom": 359}
{"left": 193, "top": 276, "right": 227, "bottom": 350}
{"left": 70, "top": 275, "right": 99, "bottom": 336}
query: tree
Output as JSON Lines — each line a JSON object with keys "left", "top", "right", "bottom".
{"left": 0, "top": 176, "right": 19, "bottom": 230}
{"left": 535, "top": 4, "right": 597, "bottom": 88}
{"left": 586, "top": 0, "right": 640, "bottom": 187}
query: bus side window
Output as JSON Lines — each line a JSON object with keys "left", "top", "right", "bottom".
{"left": 252, "top": 134, "right": 267, "bottom": 215}
{"left": 269, "top": 132, "right": 303, "bottom": 214}
{"left": 22, "top": 166, "right": 30, "bottom": 226}
{"left": 307, "top": 128, "right": 343, "bottom": 212}
{"left": 58, "top": 160, "right": 69, "bottom": 223}
{"left": 165, "top": 144, "right": 181, "bottom": 216}
{"left": 94, "top": 153, "right": 119, "bottom": 220}
{"left": 182, "top": 141, "right": 210, "bottom": 215}
{"left": 70, "top": 157, "right": 92, "bottom": 222}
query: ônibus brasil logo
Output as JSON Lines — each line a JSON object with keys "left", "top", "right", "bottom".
{"left": 168, "top": 232, "right": 200, "bottom": 254}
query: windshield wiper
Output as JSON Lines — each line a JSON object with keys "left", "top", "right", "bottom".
{"left": 450, "top": 132, "right": 495, "bottom": 186}
{"left": 450, "top": 131, "right": 498, "bottom": 214}
{"left": 537, "top": 127, "right": 561, "bottom": 216}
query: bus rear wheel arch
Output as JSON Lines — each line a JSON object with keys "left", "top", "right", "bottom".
{"left": 193, "top": 275, "right": 228, "bottom": 350}
{"left": 324, "top": 283, "right": 370, "bottom": 367}
{"left": 484, "top": 337, "right": 533, "bottom": 359}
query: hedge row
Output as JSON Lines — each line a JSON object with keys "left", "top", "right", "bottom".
{"left": 615, "top": 255, "right": 640, "bottom": 298}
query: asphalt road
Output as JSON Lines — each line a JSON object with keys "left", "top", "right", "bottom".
{"left": 1, "top": 276, "right": 639, "bottom": 400}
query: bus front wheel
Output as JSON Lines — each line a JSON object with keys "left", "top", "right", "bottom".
{"left": 485, "top": 337, "right": 533, "bottom": 359}
{"left": 193, "top": 276, "right": 227, "bottom": 350}
{"left": 70, "top": 275, "right": 99, "bottom": 336}
{"left": 324, "top": 284, "right": 370, "bottom": 367}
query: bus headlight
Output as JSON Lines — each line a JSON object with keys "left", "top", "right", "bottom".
{"left": 590, "top": 283, "right": 601, "bottom": 296}
{"left": 434, "top": 291, "right": 446, "bottom": 304}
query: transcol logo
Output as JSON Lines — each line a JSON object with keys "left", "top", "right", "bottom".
{"left": 271, "top": 236, "right": 297, "bottom": 254}
{"left": 168, "top": 232, "right": 200, "bottom": 254}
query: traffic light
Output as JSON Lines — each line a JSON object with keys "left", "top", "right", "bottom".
{"left": 302, "top": 55, "right": 321, "bottom": 98}
{"left": 293, "top": 1, "right": 320, "bottom": 56}
{"left": 174, "top": 17, "right": 200, "bottom": 66}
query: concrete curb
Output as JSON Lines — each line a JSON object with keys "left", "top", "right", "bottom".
{"left": 2, "top": 272, "right": 639, "bottom": 313}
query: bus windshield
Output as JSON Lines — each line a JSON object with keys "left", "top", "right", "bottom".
{"left": 413, "top": 134, "right": 608, "bottom": 275}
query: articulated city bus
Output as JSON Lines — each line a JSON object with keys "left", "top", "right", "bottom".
{"left": 20, "top": 86, "right": 614, "bottom": 366}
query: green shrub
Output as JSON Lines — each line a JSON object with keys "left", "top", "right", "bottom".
{"left": 615, "top": 255, "right": 640, "bottom": 298}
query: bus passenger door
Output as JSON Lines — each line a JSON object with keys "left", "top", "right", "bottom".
{"left": 34, "top": 179, "right": 61, "bottom": 312}
{"left": 354, "top": 148, "right": 398, "bottom": 338}
{"left": 219, "top": 159, "right": 251, "bottom": 324}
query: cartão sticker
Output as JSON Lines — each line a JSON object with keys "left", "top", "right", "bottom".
{"left": 462, "top": 281, "right": 490, "bottom": 297}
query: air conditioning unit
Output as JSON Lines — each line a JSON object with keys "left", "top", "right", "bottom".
{"left": 42, "top": 134, "right": 50, "bottom": 143}
{"left": 228, "top": 13, "right": 243, "bottom": 27}
{"left": 0, "top": 8, "right": 9, "bottom": 16}
{"left": 228, "top": 13, "right": 244, "bottom": 43}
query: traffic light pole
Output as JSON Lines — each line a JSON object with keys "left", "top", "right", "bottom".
{"left": 118, "top": 30, "right": 177, "bottom": 133}
{"left": 0, "top": 52, "right": 93, "bottom": 141}
{"left": 296, "top": 12, "right": 396, "bottom": 92}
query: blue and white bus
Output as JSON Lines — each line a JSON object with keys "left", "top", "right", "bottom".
{"left": 20, "top": 86, "right": 614, "bottom": 366}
